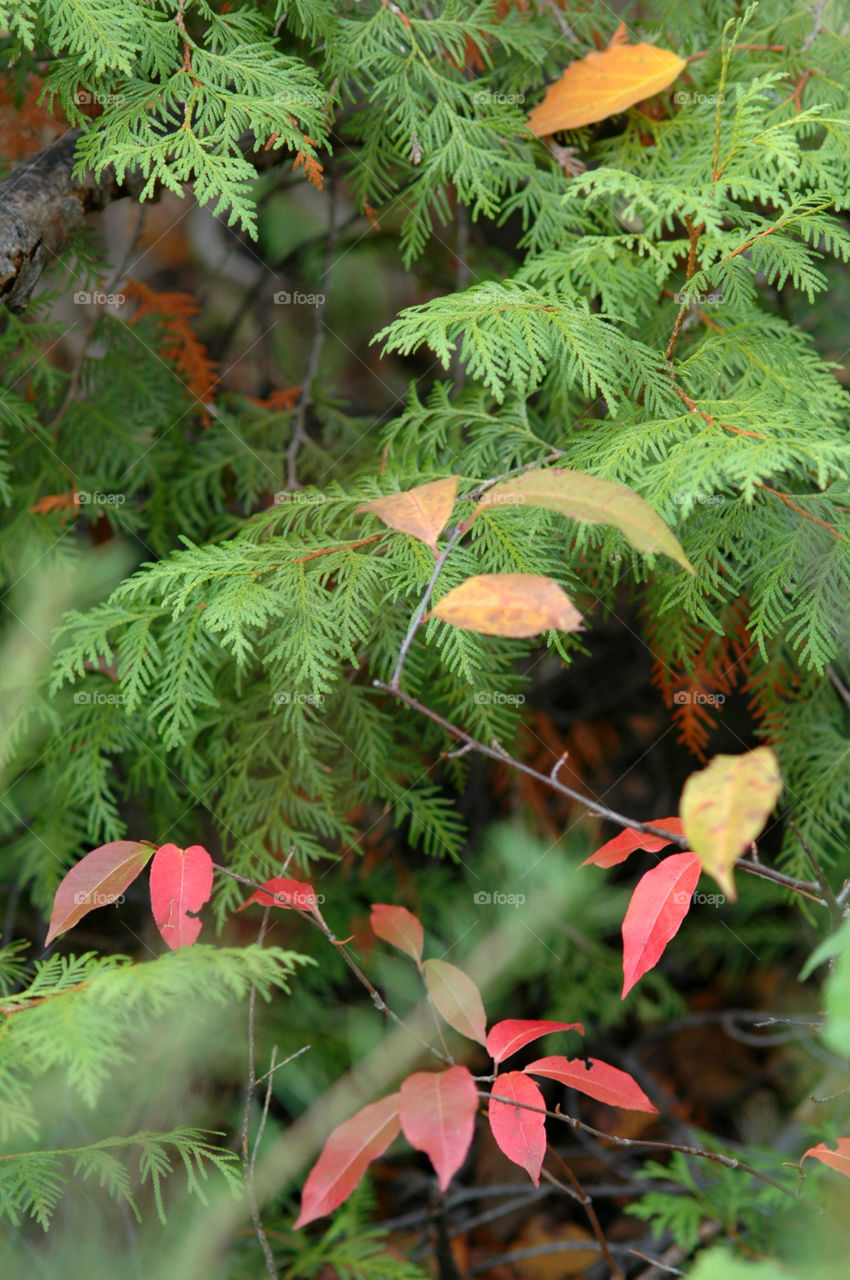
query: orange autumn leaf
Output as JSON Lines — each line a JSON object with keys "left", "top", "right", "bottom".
{"left": 527, "top": 41, "right": 686, "bottom": 136}
{"left": 123, "top": 279, "right": 218, "bottom": 426}
{"left": 29, "top": 492, "right": 78, "bottom": 515}
{"left": 247, "top": 387, "right": 302, "bottom": 411}
{"left": 356, "top": 477, "right": 459, "bottom": 553}
{"left": 0, "top": 77, "right": 67, "bottom": 159}
{"left": 430, "top": 573, "right": 584, "bottom": 638}
{"left": 293, "top": 139, "right": 324, "bottom": 190}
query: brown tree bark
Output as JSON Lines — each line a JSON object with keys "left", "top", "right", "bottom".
{"left": 0, "top": 130, "right": 153, "bottom": 311}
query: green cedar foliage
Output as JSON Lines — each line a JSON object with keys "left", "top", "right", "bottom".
{"left": 2, "top": 0, "right": 850, "bottom": 1274}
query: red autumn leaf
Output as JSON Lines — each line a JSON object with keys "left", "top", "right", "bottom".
{"left": 399, "top": 1066, "right": 478, "bottom": 1190}
{"left": 524, "top": 1055, "right": 658, "bottom": 1113}
{"left": 149, "top": 843, "right": 214, "bottom": 950}
{"left": 295, "top": 1092, "right": 401, "bottom": 1228}
{"left": 238, "top": 876, "right": 321, "bottom": 918}
{"left": 370, "top": 903, "right": 425, "bottom": 966}
{"left": 581, "top": 817, "right": 684, "bottom": 868}
{"left": 488, "top": 1071, "right": 547, "bottom": 1185}
{"left": 802, "top": 1139, "right": 850, "bottom": 1179}
{"left": 45, "top": 841, "right": 153, "bottom": 946}
{"left": 486, "top": 1019, "right": 584, "bottom": 1065}
{"left": 423, "top": 958, "right": 488, "bottom": 1045}
{"left": 621, "top": 852, "right": 701, "bottom": 998}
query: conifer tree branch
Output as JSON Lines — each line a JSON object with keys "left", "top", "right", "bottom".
{"left": 543, "top": 1160, "right": 624, "bottom": 1280}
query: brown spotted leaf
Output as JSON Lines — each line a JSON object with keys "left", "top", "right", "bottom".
{"left": 527, "top": 42, "right": 687, "bottom": 136}
{"left": 680, "top": 748, "right": 783, "bottom": 901}
{"left": 356, "top": 477, "right": 459, "bottom": 552}
{"left": 430, "top": 573, "right": 583, "bottom": 638}
{"left": 479, "top": 469, "right": 693, "bottom": 573}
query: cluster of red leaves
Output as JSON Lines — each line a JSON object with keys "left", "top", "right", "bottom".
{"left": 294, "top": 902, "right": 654, "bottom": 1227}
{"left": 43, "top": 840, "right": 850, "bottom": 1224}
{"left": 45, "top": 840, "right": 215, "bottom": 950}
{"left": 123, "top": 279, "right": 219, "bottom": 425}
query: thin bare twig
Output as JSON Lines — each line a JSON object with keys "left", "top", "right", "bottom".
{"left": 374, "top": 680, "right": 689, "bottom": 845}
{"left": 50, "top": 202, "right": 148, "bottom": 428}
{"left": 801, "top": 0, "right": 828, "bottom": 52}
{"left": 212, "top": 861, "right": 450, "bottom": 1064}
{"left": 482, "top": 1091, "right": 802, "bottom": 1202}
{"left": 789, "top": 819, "right": 845, "bottom": 926}
{"left": 285, "top": 178, "right": 339, "bottom": 489}
{"left": 388, "top": 518, "right": 471, "bottom": 689}
{"left": 240, "top": 906, "right": 278, "bottom": 1280}
{"left": 543, "top": 1160, "right": 624, "bottom": 1279}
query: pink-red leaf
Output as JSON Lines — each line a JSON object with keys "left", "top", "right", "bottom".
{"left": 45, "top": 841, "right": 153, "bottom": 946}
{"left": 370, "top": 903, "right": 424, "bottom": 966}
{"left": 238, "top": 876, "right": 320, "bottom": 918}
{"left": 803, "top": 1139, "right": 850, "bottom": 1179}
{"left": 488, "top": 1071, "right": 547, "bottom": 1185}
{"left": 295, "top": 1093, "right": 401, "bottom": 1228}
{"left": 524, "top": 1055, "right": 658, "bottom": 1113}
{"left": 422, "top": 958, "right": 488, "bottom": 1045}
{"left": 486, "top": 1019, "right": 584, "bottom": 1065}
{"left": 621, "top": 852, "right": 701, "bottom": 998}
{"left": 581, "top": 818, "right": 684, "bottom": 868}
{"left": 149, "top": 843, "right": 214, "bottom": 950}
{"left": 399, "top": 1066, "right": 478, "bottom": 1190}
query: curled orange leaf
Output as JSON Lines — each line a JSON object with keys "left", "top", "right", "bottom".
{"left": 527, "top": 42, "right": 686, "bottom": 136}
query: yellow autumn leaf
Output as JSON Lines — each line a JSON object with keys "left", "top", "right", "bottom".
{"left": 356, "top": 476, "right": 459, "bottom": 552}
{"left": 679, "top": 748, "right": 783, "bottom": 901}
{"left": 430, "top": 573, "right": 583, "bottom": 638}
{"left": 478, "top": 468, "right": 694, "bottom": 573}
{"left": 527, "top": 41, "right": 687, "bottom": 137}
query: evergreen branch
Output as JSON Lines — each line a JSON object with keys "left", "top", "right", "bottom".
{"left": 757, "top": 484, "right": 848, "bottom": 542}
{"left": 665, "top": 216, "right": 705, "bottom": 362}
